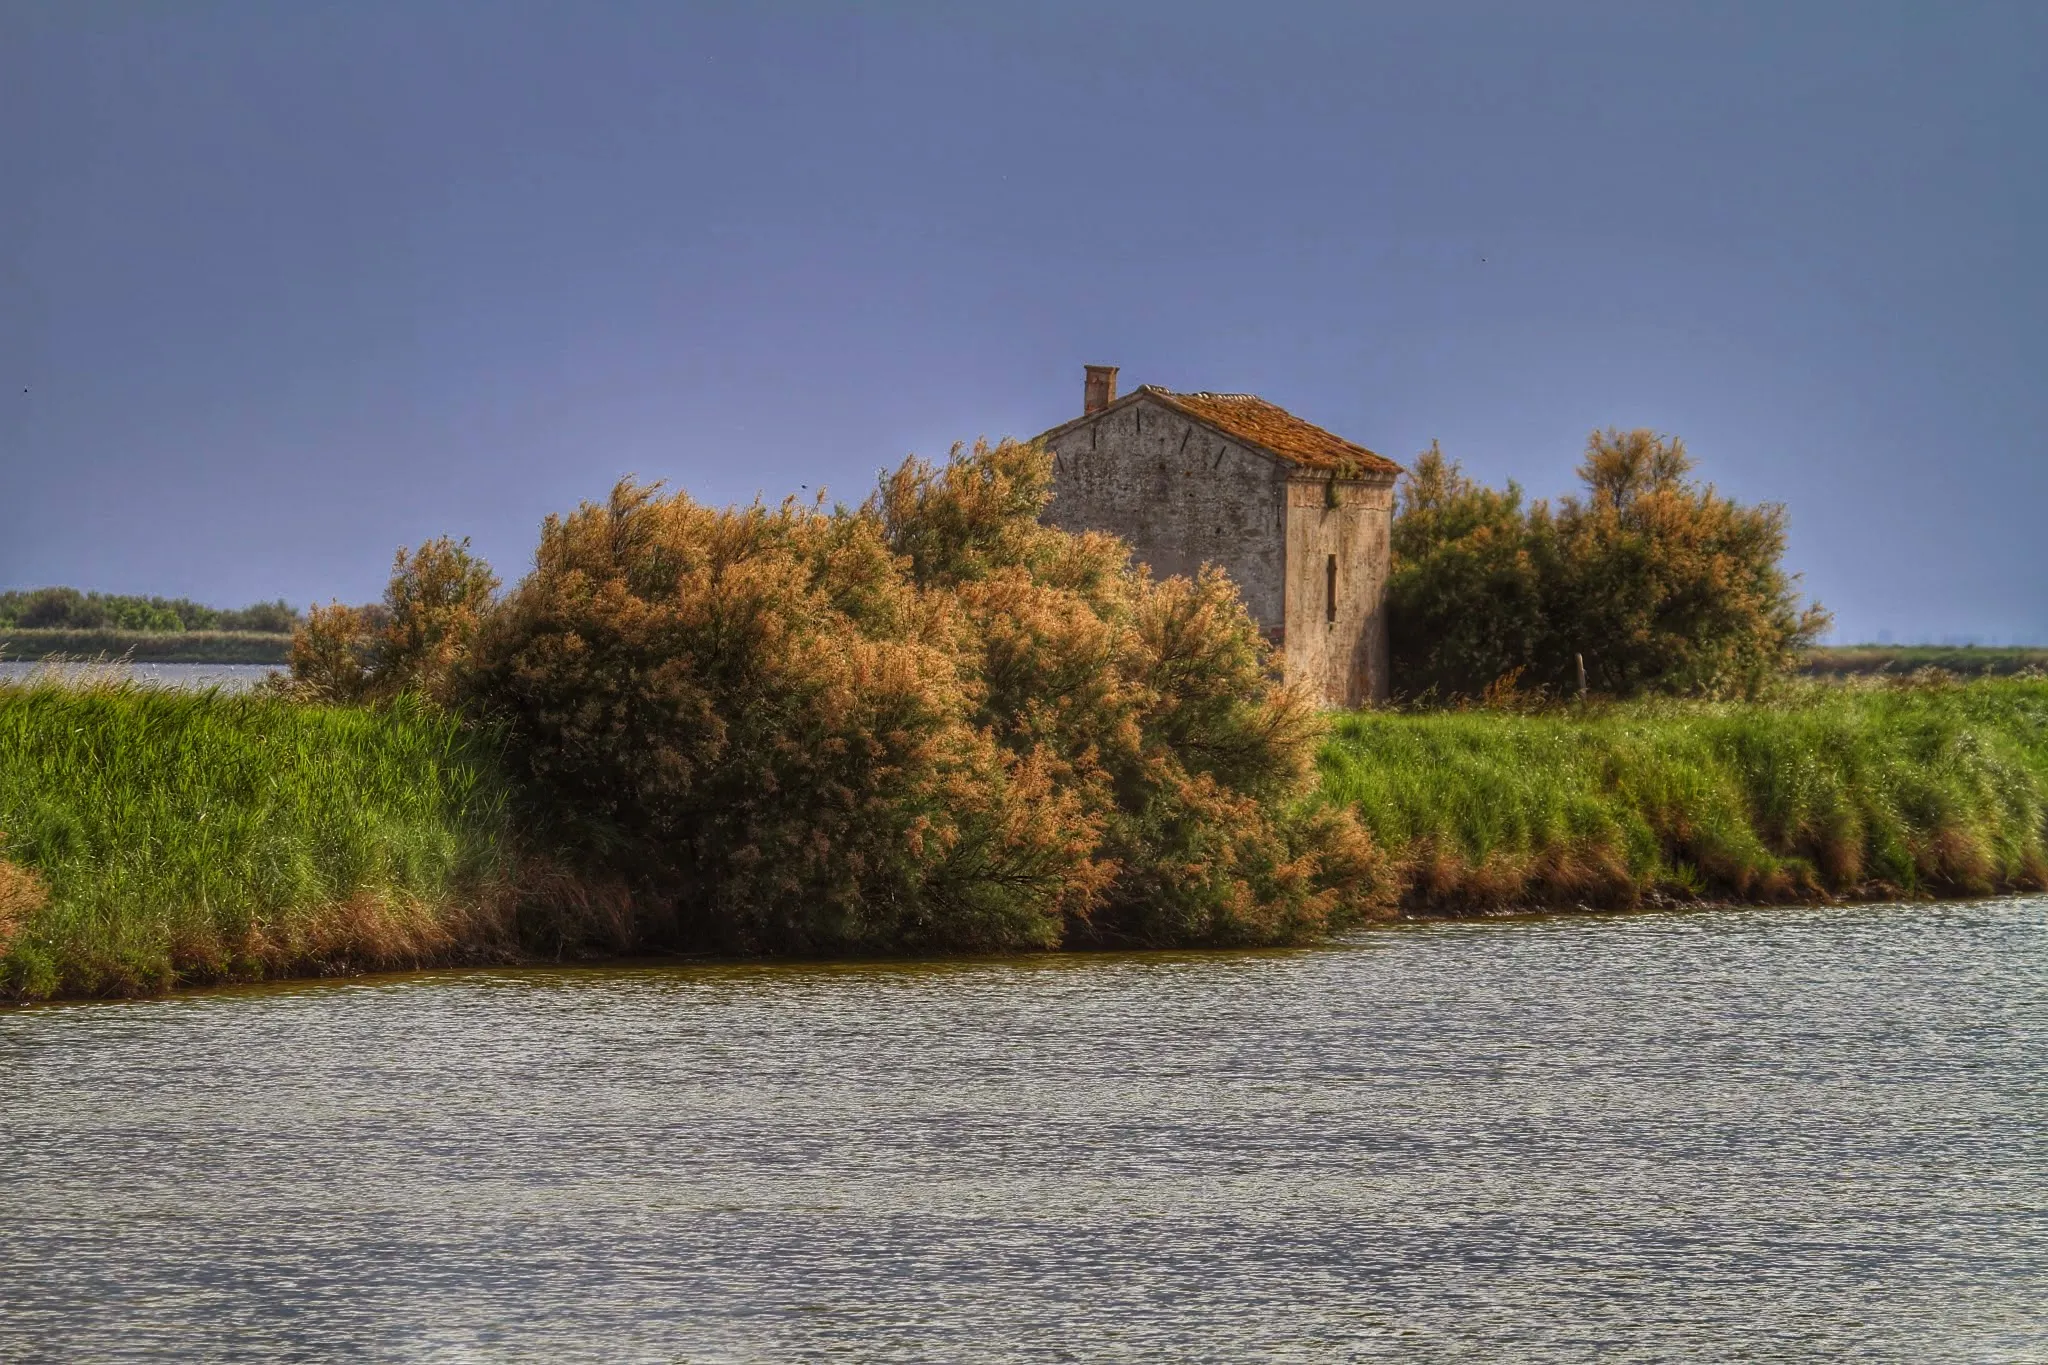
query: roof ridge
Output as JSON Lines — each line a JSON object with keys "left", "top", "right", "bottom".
{"left": 1036, "top": 382, "right": 1402, "bottom": 478}
{"left": 1137, "top": 387, "right": 1402, "bottom": 478}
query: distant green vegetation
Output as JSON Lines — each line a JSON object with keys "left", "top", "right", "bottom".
{"left": 1802, "top": 645, "right": 2048, "bottom": 678}
{"left": 0, "top": 587, "right": 297, "bottom": 634}
{"left": 0, "top": 629, "right": 292, "bottom": 664}
{"left": 0, "top": 587, "right": 299, "bottom": 662}
{"left": 0, "top": 682, "right": 514, "bottom": 1000}
{"left": 1319, "top": 677, "right": 2048, "bottom": 914}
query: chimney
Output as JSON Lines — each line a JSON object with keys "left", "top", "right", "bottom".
{"left": 1083, "top": 364, "right": 1119, "bottom": 415}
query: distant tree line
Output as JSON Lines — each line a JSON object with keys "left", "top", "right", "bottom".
{"left": 0, "top": 588, "right": 299, "bottom": 634}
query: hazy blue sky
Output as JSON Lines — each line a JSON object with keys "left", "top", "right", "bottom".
{"left": 4, "top": 2, "right": 2043, "bottom": 642}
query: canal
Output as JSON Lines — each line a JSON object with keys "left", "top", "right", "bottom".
{"left": 2, "top": 898, "right": 2042, "bottom": 1361}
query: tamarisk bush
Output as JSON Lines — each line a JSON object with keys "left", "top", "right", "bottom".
{"left": 453, "top": 440, "right": 1386, "bottom": 954}
{"left": 285, "top": 538, "right": 498, "bottom": 705}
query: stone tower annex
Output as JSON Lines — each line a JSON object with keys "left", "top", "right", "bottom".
{"left": 1035, "top": 365, "right": 1401, "bottom": 707}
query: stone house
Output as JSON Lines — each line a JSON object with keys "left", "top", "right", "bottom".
{"left": 1035, "top": 365, "right": 1401, "bottom": 707}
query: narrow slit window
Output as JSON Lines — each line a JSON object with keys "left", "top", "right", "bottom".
{"left": 1325, "top": 554, "right": 1338, "bottom": 624}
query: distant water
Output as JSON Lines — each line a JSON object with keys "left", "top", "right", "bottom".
{"left": 0, "top": 660, "right": 279, "bottom": 691}
{"left": 2, "top": 899, "right": 2043, "bottom": 1361}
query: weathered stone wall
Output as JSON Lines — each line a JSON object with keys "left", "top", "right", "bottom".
{"left": 1283, "top": 477, "right": 1394, "bottom": 706}
{"left": 1042, "top": 392, "right": 1394, "bottom": 706}
{"left": 1043, "top": 397, "right": 1288, "bottom": 625}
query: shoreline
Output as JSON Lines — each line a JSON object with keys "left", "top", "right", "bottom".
{"left": 6, "top": 675, "right": 2047, "bottom": 1004}
{"left": 9, "top": 888, "right": 2037, "bottom": 1010}
{"left": 26, "top": 887, "right": 2048, "bottom": 1013}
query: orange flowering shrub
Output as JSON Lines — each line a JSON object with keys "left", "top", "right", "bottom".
{"left": 872, "top": 441, "right": 1386, "bottom": 947}
{"left": 457, "top": 479, "right": 1109, "bottom": 954}
{"left": 285, "top": 537, "right": 497, "bottom": 705}
{"left": 0, "top": 858, "right": 48, "bottom": 957}
{"left": 285, "top": 601, "right": 388, "bottom": 704}
{"left": 444, "top": 440, "right": 1386, "bottom": 955}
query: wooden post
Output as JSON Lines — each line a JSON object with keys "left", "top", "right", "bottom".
{"left": 1576, "top": 653, "right": 1587, "bottom": 701}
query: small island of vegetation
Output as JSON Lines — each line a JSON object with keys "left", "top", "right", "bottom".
{"left": 3, "top": 435, "right": 2042, "bottom": 1002}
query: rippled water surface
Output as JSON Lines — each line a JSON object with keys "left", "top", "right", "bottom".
{"left": 0, "top": 660, "right": 279, "bottom": 691}
{"left": 3, "top": 900, "right": 2044, "bottom": 1362}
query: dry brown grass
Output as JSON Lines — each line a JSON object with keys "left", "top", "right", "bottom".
{"left": 0, "top": 861, "right": 48, "bottom": 958}
{"left": 47, "top": 885, "right": 527, "bottom": 1000}
{"left": 499, "top": 857, "right": 642, "bottom": 958}
{"left": 1395, "top": 839, "right": 1640, "bottom": 916}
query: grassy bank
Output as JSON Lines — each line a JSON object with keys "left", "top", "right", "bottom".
{"left": 1320, "top": 678, "right": 2048, "bottom": 913}
{"left": 1802, "top": 645, "right": 2048, "bottom": 678}
{"left": 0, "top": 629, "right": 293, "bottom": 664}
{"left": 0, "top": 682, "right": 514, "bottom": 1000}
{"left": 7, "top": 675, "right": 2048, "bottom": 1002}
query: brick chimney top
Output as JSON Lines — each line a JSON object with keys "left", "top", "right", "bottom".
{"left": 1083, "top": 365, "right": 1119, "bottom": 415}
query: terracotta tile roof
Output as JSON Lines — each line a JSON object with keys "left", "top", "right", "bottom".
{"left": 1141, "top": 386, "right": 1401, "bottom": 477}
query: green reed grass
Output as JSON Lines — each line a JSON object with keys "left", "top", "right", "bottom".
{"left": 0, "top": 681, "right": 514, "bottom": 1000}
{"left": 8, "top": 673, "right": 2046, "bottom": 1002}
{"left": 1319, "top": 677, "right": 2048, "bottom": 912}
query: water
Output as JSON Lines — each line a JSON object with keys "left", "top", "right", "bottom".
{"left": 0, "top": 660, "right": 280, "bottom": 691}
{"left": 2, "top": 900, "right": 2043, "bottom": 1362}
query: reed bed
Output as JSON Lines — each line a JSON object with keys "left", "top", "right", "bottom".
{"left": 0, "top": 679, "right": 514, "bottom": 1000}
{"left": 1320, "top": 677, "right": 2048, "bottom": 913}
{"left": 7, "top": 670, "right": 2047, "bottom": 1003}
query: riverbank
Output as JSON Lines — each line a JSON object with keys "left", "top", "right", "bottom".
{"left": 1321, "top": 677, "right": 2048, "bottom": 913}
{"left": 6, "top": 676, "right": 2047, "bottom": 1001}
{"left": 0, "top": 682, "right": 514, "bottom": 999}
{"left": 0, "top": 628, "right": 293, "bottom": 664}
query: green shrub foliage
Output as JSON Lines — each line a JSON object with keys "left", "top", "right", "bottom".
{"left": 456, "top": 441, "right": 1386, "bottom": 955}
{"left": 1388, "top": 431, "right": 1830, "bottom": 700}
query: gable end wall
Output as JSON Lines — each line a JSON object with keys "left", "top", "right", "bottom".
{"left": 1042, "top": 399, "right": 1288, "bottom": 626}
{"left": 1040, "top": 395, "right": 1394, "bottom": 706}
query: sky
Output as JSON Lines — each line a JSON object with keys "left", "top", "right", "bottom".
{"left": 3, "top": 2, "right": 2043, "bottom": 644}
